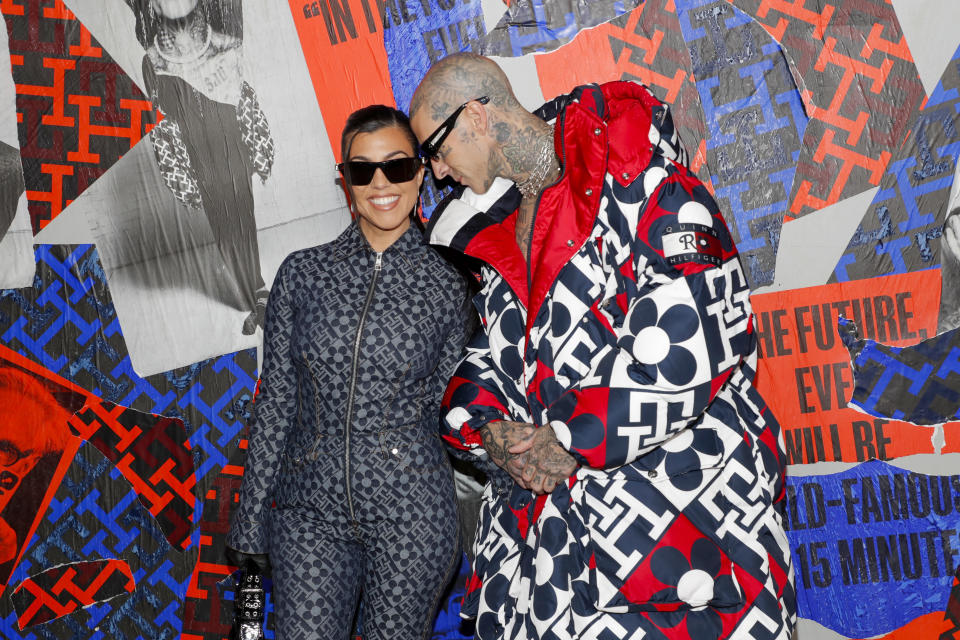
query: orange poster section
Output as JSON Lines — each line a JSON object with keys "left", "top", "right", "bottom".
{"left": 533, "top": 0, "right": 711, "bottom": 179}
{"left": 288, "top": 0, "right": 394, "bottom": 162}
{"left": 534, "top": 19, "right": 622, "bottom": 95}
{"left": 752, "top": 271, "right": 958, "bottom": 465}
{"left": 534, "top": 1, "right": 685, "bottom": 103}
{"left": 855, "top": 610, "right": 955, "bottom": 640}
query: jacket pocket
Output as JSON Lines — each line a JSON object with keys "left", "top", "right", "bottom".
{"left": 629, "top": 424, "right": 724, "bottom": 486}
{"left": 577, "top": 437, "right": 745, "bottom": 613}
{"left": 378, "top": 424, "right": 447, "bottom": 473}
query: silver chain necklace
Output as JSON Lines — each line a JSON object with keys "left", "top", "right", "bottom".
{"left": 515, "top": 127, "right": 556, "bottom": 199}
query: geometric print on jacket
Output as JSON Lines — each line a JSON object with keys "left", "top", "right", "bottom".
{"left": 427, "top": 81, "right": 796, "bottom": 640}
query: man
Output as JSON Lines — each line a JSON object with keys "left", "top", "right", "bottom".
{"left": 410, "top": 53, "right": 796, "bottom": 640}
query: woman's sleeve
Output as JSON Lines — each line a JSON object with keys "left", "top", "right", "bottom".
{"left": 428, "top": 274, "right": 475, "bottom": 419}
{"left": 227, "top": 255, "right": 298, "bottom": 553}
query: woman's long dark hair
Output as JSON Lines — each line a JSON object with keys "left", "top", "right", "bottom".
{"left": 340, "top": 105, "right": 424, "bottom": 229}
{"left": 340, "top": 105, "right": 418, "bottom": 160}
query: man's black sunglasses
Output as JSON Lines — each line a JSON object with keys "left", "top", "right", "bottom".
{"left": 336, "top": 157, "right": 423, "bottom": 186}
{"left": 420, "top": 96, "right": 490, "bottom": 160}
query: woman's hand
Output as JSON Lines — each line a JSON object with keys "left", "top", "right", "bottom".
{"left": 225, "top": 547, "right": 271, "bottom": 577}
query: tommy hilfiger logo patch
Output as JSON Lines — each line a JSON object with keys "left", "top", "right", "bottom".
{"left": 662, "top": 223, "right": 723, "bottom": 267}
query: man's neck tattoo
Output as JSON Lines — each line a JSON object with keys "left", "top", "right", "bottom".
{"left": 515, "top": 126, "right": 556, "bottom": 199}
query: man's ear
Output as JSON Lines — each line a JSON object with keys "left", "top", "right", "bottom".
{"left": 465, "top": 99, "right": 488, "bottom": 135}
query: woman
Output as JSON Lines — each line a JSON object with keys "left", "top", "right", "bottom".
{"left": 126, "top": 0, "right": 274, "bottom": 334}
{"left": 227, "top": 106, "right": 470, "bottom": 639}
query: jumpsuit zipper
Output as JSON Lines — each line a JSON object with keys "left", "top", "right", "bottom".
{"left": 344, "top": 250, "right": 382, "bottom": 533}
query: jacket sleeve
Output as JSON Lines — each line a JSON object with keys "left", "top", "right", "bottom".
{"left": 439, "top": 328, "right": 514, "bottom": 452}
{"left": 227, "top": 255, "right": 298, "bottom": 553}
{"left": 434, "top": 273, "right": 519, "bottom": 490}
{"left": 548, "top": 166, "right": 756, "bottom": 470}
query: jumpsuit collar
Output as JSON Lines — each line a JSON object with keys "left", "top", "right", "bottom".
{"left": 334, "top": 218, "right": 427, "bottom": 266}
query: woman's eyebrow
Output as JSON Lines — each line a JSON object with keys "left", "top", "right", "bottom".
{"left": 348, "top": 150, "right": 412, "bottom": 162}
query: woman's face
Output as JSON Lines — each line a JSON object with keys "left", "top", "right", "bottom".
{"left": 347, "top": 125, "right": 424, "bottom": 249}
{"left": 150, "top": 0, "right": 199, "bottom": 19}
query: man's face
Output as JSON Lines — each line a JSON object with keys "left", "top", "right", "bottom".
{"left": 0, "top": 429, "right": 41, "bottom": 515}
{"left": 0, "top": 394, "right": 67, "bottom": 569}
{"left": 411, "top": 104, "right": 491, "bottom": 194}
{"left": 0, "top": 388, "right": 69, "bottom": 513}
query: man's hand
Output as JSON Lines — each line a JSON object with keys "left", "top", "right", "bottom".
{"left": 480, "top": 421, "right": 578, "bottom": 494}
{"left": 508, "top": 423, "right": 577, "bottom": 494}
{"left": 479, "top": 420, "right": 535, "bottom": 480}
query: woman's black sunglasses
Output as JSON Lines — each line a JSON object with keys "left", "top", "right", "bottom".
{"left": 336, "top": 157, "right": 423, "bottom": 186}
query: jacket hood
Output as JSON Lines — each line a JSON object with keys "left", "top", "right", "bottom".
{"left": 425, "top": 81, "right": 688, "bottom": 257}
{"left": 537, "top": 81, "right": 687, "bottom": 187}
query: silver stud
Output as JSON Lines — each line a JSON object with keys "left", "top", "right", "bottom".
{"left": 391, "top": 447, "right": 399, "bottom": 455}
{"left": 648, "top": 469, "right": 658, "bottom": 478}
{"left": 581, "top": 316, "right": 589, "bottom": 323}
{"left": 621, "top": 172, "right": 630, "bottom": 180}
{"left": 566, "top": 239, "right": 574, "bottom": 247}
{"left": 585, "top": 188, "right": 593, "bottom": 196}
{"left": 594, "top": 127, "right": 602, "bottom": 135}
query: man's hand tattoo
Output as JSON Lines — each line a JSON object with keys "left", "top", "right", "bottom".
{"left": 479, "top": 420, "right": 535, "bottom": 474}
{"left": 511, "top": 425, "right": 577, "bottom": 494}
{"left": 478, "top": 422, "right": 579, "bottom": 494}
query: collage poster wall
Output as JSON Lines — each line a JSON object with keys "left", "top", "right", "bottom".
{"left": 1, "top": 0, "right": 959, "bottom": 638}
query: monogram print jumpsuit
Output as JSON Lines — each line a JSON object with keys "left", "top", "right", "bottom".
{"left": 228, "top": 222, "right": 471, "bottom": 639}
